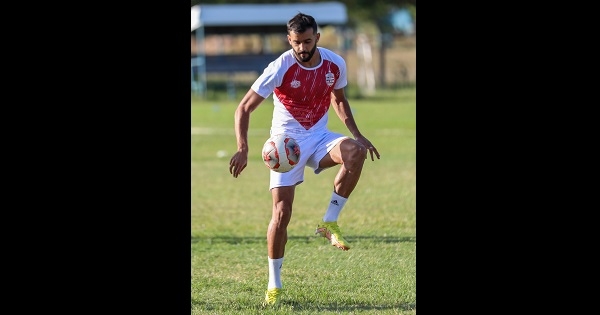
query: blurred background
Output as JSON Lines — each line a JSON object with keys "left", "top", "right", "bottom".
{"left": 191, "top": 0, "right": 416, "bottom": 99}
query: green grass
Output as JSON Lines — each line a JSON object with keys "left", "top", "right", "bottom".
{"left": 191, "top": 87, "right": 416, "bottom": 314}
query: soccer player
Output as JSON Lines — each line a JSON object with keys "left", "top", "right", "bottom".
{"left": 228, "top": 12, "right": 380, "bottom": 306}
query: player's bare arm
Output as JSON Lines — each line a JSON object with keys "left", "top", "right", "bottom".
{"left": 330, "top": 89, "right": 381, "bottom": 161}
{"left": 229, "top": 89, "right": 266, "bottom": 178}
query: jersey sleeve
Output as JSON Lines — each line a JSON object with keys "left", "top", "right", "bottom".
{"left": 251, "top": 60, "right": 283, "bottom": 99}
{"left": 333, "top": 55, "right": 347, "bottom": 90}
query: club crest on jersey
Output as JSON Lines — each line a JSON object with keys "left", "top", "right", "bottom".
{"left": 290, "top": 80, "right": 301, "bottom": 88}
{"left": 325, "top": 71, "right": 335, "bottom": 87}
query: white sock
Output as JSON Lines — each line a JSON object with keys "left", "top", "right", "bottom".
{"left": 267, "top": 257, "right": 283, "bottom": 289}
{"left": 322, "top": 191, "right": 348, "bottom": 222}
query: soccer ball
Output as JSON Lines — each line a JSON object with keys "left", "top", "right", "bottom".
{"left": 261, "top": 134, "right": 301, "bottom": 173}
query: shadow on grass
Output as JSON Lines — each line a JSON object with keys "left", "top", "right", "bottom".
{"left": 191, "top": 235, "right": 416, "bottom": 245}
{"left": 191, "top": 299, "right": 416, "bottom": 313}
{"left": 285, "top": 300, "right": 416, "bottom": 312}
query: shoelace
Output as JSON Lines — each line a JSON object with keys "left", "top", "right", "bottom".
{"left": 265, "top": 289, "right": 280, "bottom": 303}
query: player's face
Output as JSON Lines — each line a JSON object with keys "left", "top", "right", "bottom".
{"left": 288, "top": 28, "right": 319, "bottom": 63}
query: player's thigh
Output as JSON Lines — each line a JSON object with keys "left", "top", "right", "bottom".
{"left": 318, "top": 139, "right": 345, "bottom": 168}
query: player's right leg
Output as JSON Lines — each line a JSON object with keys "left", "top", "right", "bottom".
{"left": 264, "top": 185, "right": 295, "bottom": 306}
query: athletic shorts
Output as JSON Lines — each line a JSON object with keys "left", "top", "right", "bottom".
{"left": 269, "top": 129, "right": 348, "bottom": 190}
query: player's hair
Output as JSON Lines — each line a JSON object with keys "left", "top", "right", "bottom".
{"left": 287, "top": 13, "right": 318, "bottom": 34}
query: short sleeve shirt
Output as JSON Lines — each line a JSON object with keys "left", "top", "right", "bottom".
{"left": 251, "top": 47, "right": 347, "bottom": 135}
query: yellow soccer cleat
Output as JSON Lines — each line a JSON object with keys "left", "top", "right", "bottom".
{"left": 315, "top": 221, "right": 350, "bottom": 251}
{"left": 263, "top": 288, "right": 282, "bottom": 306}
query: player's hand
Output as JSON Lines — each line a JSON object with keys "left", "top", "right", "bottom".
{"left": 229, "top": 150, "right": 248, "bottom": 178}
{"left": 356, "top": 136, "right": 380, "bottom": 161}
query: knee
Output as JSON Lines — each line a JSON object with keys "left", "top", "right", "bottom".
{"left": 343, "top": 140, "right": 367, "bottom": 165}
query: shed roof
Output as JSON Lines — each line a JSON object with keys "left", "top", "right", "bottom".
{"left": 191, "top": 2, "right": 348, "bottom": 34}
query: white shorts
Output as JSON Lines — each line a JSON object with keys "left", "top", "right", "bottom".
{"left": 268, "top": 129, "right": 348, "bottom": 190}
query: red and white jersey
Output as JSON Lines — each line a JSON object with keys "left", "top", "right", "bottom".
{"left": 251, "top": 47, "right": 347, "bottom": 135}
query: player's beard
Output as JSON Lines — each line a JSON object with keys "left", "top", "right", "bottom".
{"left": 295, "top": 44, "right": 317, "bottom": 63}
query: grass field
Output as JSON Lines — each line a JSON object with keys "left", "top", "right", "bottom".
{"left": 191, "top": 87, "right": 416, "bottom": 314}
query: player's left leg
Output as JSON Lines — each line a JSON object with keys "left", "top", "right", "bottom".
{"left": 320, "top": 138, "right": 367, "bottom": 197}
{"left": 315, "top": 138, "right": 367, "bottom": 250}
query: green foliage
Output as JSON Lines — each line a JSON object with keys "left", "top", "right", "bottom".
{"left": 191, "top": 88, "right": 416, "bottom": 314}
